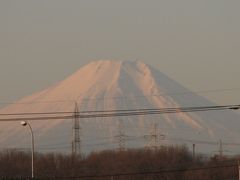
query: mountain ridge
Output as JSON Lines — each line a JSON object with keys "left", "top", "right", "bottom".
{"left": 0, "top": 60, "right": 239, "bottom": 153}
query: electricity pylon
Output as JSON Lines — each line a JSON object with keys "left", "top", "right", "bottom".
{"left": 115, "top": 119, "right": 126, "bottom": 151}
{"left": 72, "top": 102, "right": 81, "bottom": 155}
{"left": 144, "top": 122, "right": 165, "bottom": 150}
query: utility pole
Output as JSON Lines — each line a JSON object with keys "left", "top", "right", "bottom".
{"left": 153, "top": 123, "right": 158, "bottom": 150}
{"left": 219, "top": 139, "right": 223, "bottom": 160}
{"left": 238, "top": 160, "right": 240, "bottom": 180}
{"left": 192, "top": 144, "right": 196, "bottom": 161}
{"left": 72, "top": 102, "right": 81, "bottom": 156}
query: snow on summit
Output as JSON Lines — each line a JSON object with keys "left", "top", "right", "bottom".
{"left": 0, "top": 60, "right": 240, "bottom": 153}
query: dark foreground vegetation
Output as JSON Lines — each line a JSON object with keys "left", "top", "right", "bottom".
{"left": 0, "top": 145, "right": 239, "bottom": 180}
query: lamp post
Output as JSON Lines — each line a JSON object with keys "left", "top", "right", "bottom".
{"left": 21, "top": 121, "right": 34, "bottom": 179}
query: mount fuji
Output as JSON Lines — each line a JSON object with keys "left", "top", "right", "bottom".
{"left": 0, "top": 60, "right": 240, "bottom": 153}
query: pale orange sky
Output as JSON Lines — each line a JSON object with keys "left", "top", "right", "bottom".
{"left": 0, "top": 0, "right": 240, "bottom": 105}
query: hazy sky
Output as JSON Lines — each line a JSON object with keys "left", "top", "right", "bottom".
{"left": 0, "top": 0, "right": 240, "bottom": 105}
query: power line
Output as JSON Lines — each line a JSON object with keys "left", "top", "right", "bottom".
{"left": 4, "top": 134, "right": 240, "bottom": 151}
{"left": 168, "top": 137, "right": 219, "bottom": 145}
{"left": 48, "top": 136, "right": 240, "bottom": 149}
{"left": 1, "top": 104, "right": 239, "bottom": 116}
{"left": 0, "top": 111, "right": 74, "bottom": 116}
{"left": 0, "top": 104, "right": 238, "bottom": 121}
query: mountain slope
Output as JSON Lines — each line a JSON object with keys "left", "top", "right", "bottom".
{"left": 0, "top": 60, "right": 239, "bottom": 153}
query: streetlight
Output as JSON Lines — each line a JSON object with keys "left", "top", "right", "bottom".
{"left": 21, "top": 121, "right": 35, "bottom": 179}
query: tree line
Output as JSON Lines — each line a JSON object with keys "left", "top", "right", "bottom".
{"left": 0, "top": 145, "right": 239, "bottom": 180}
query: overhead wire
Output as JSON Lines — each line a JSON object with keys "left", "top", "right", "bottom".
{"left": 0, "top": 104, "right": 238, "bottom": 121}
{"left": 0, "top": 104, "right": 239, "bottom": 116}
{"left": 0, "top": 104, "right": 239, "bottom": 152}
{"left": 3, "top": 134, "right": 240, "bottom": 152}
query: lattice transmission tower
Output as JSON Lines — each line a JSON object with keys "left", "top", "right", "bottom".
{"left": 115, "top": 119, "right": 126, "bottom": 151}
{"left": 144, "top": 122, "right": 165, "bottom": 150}
{"left": 72, "top": 102, "right": 81, "bottom": 155}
